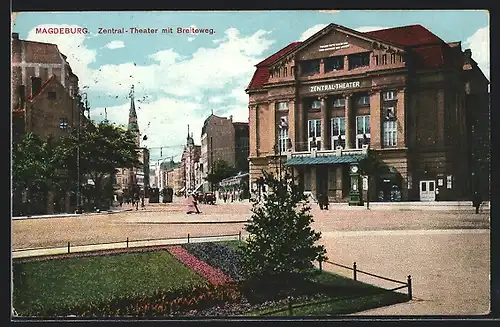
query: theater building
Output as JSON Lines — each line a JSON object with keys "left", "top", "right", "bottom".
{"left": 246, "top": 24, "right": 489, "bottom": 203}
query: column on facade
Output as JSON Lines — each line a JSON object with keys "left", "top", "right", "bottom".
{"left": 320, "top": 96, "right": 329, "bottom": 150}
{"left": 270, "top": 101, "right": 277, "bottom": 154}
{"left": 369, "top": 90, "right": 382, "bottom": 149}
{"left": 297, "top": 100, "right": 305, "bottom": 152}
{"left": 397, "top": 88, "right": 407, "bottom": 148}
{"left": 288, "top": 100, "right": 296, "bottom": 152}
{"left": 249, "top": 105, "right": 258, "bottom": 157}
{"left": 436, "top": 89, "right": 445, "bottom": 148}
{"left": 344, "top": 93, "right": 353, "bottom": 149}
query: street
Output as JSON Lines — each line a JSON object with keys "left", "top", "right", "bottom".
{"left": 11, "top": 201, "right": 490, "bottom": 315}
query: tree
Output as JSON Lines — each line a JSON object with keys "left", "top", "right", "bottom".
{"left": 54, "top": 122, "right": 141, "bottom": 208}
{"left": 239, "top": 169, "right": 327, "bottom": 282}
{"left": 12, "top": 133, "right": 55, "bottom": 215}
{"left": 204, "top": 159, "right": 237, "bottom": 187}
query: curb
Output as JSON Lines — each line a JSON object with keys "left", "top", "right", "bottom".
{"left": 120, "top": 220, "right": 250, "bottom": 225}
{"left": 12, "top": 209, "right": 134, "bottom": 221}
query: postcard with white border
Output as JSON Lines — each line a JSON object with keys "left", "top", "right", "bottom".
{"left": 11, "top": 9, "right": 491, "bottom": 319}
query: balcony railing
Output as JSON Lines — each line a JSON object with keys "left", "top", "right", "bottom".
{"left": 286, "top": 144, "right": 369, "bottom": 159}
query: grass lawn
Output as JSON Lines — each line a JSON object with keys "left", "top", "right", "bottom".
{"left": 247, "top": 271, "right": 409, "bottom": 316}
{"left": 13, "top": 250, "right": 208, "bottom": 315}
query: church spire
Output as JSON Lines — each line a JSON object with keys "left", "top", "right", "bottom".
{"left": 128, "top": 85, "right": 139, "bottom": 133}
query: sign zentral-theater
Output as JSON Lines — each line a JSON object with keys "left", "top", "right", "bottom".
{"left": 309, "top": 81, "right": 361, "bottom": 93}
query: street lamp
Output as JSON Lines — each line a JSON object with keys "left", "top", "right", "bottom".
{"left": 76, "top": 91, "right": 88, "bottom": 214}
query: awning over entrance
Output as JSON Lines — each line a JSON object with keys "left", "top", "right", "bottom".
{"left": 285, "top": 154, "right": 366, "bottom": 166}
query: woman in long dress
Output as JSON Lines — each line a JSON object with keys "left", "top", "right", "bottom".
{"left": 186, "top": 193, "right": 201, "bottom": 214}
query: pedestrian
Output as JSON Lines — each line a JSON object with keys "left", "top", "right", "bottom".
{"left": 473, "top": 191, "right": 482, "bottom": 214}
{"left": 318, "top": 192, "right": 324, "bottom": 210}
{"left": 223, "top": 193, "right": 227, "bottom": 203}
{"left": 435, "top": 187, "right": 440, "bottom": 202}
{"left": 323, "top": 192, "right": 329, "bottom": 210}
{"left": 186, "top": 192, "right": 201, "bottom": 214}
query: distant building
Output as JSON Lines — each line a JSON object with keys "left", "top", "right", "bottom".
{"left": 11, "top": 32, "right": 88, "bottom": 215}
{"left": 199, "top": 114, "right": 249, "bottom": 193}
{"left": 181, "top": 128, "right": 201, "bottom": 193}
{"left": 246, "top": 23, "right": 490, "bottom": 203}
{"left": 114, "top": 86, "right": 150, "bottom": 194}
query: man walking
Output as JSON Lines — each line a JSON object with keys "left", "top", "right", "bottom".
{"left": 473, "top": 191, "right": 482, "bottom": 214}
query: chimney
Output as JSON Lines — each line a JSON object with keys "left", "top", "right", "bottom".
{"left": 229, "top": 115, "right": 233, "bottom": 122}
{"left": 31, "top": 77, "right": 42, "bottom": 96}
{"left": 18, "top": 85, "right": 26, "bottom": 108}
{"left": 12, "top": 32, "right": 19, "bottom": 40}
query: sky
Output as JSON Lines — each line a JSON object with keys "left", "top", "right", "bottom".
{"left": 12, "top": 10, "right": 489, "bottom": 165}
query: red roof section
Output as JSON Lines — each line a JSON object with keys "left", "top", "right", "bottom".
{"left": 247, "top": 25, "right": 453, "bottom": 90}
{"left": 28, "top": 74, "right": 57, "bottom": 101}
{"left": 247, "top": 42, "right": 301, "bottom": 90}
{"left": 364, "top": 25, "right": 445, "bottom": 47}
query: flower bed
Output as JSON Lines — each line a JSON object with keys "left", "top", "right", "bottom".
{"left": 182, "top": 242, "right": 244, "bottom": 281}
{"left": 166, "top": 245, "right": 232, "bottom": 286}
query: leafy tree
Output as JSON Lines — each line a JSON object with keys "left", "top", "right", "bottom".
{"left": 12, "top": 133, "right": 54, "bottom": 215}
{"left": 204, "top": 159, "right": 237, "bottom": 187}
{"left": 54, "top": 122, "right": 141, "bottom": 208}
{"left": 239, "top": 169, "right": 327, "bottom": 282}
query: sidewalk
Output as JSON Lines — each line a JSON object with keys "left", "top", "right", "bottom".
{"left": 12, "top": 208, "right": 133, "bottom": 220}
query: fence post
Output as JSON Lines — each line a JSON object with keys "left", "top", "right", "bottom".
{"left": 319, "top": 259, "right": 323, "bottom": 272}
{"left": 353, "top": 262, "right": 357, "bottom": 281}
{"left": 126, "top": 237, "right": 129, "bottom": 248}
{"left": 188, "top": 233, "right": 190, "bottom": 244}
{"left": 238, "top": 231, "right": 242, "bottom": 241}
{"left": 407, "top": 275, "right": 412, "bottom": 300}
{"left": 287, "top": 296, "right": 293, "bottom": 316}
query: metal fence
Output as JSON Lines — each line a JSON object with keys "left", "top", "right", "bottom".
{"left": 321, "top": 259, "right": 412, "bottom": 300}
{"left": 13, "top": 231, "right": 243, "bottom": 256}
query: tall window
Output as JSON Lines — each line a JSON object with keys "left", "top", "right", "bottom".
{"left": 331, "top": 117, "right": 346, "bottom": 149}
{"left": 348, "top": 53, "right": 370, "bottom": 70}
{"left": 383, "top": 120, "right": 397, "bottom": 147}
{"left": 356, "top": 115, "right": 371, "bottom": 148}
{"left": 310, "top": 99, "right": 321, "bottom": 110}
{"left": 284, "top": 67, "right": 288, "bottom": 77}
{"left": 356, "top": 94, "right": 370, "bottom": 106}
{"left": 333, "top": 97, "right": 345, "bottom": 108}
{"left": 308, "top": 119, "right": 321, "bottom": 150}
{"left": 301, "top": 59, "right": 320, "bottom": 75}
{"left": 277, "top": 101, "right": 289, "bottom": 111}
{"left": 59, "top": 117, "right": 68, "bottom": 130}
{"left": 324, "top": 56, "right": 344, "bottom": 72}
{"left": 383, "top": 90, "right": 397, "bottom": 101}
{"left": 278, "top": 125, "right": 289, "bottom": 153}
{"left": 381, "top": 54, "right": 388, "bottom": 65}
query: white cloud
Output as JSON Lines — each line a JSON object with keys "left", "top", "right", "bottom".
{"left": 103, "top": 40, "right": 125, "bottom": 49}
{"left": 92, "top": 97, "right": 203, "bottom": 161}
{"left": 299, "top": 24, "right": 328, "bottom": 41}
{"left": 25, "top": 24, "right": 271, "bottom": 161}
{"left": 208, "top": 96, "right": 224, "bottom": 104}
{"left": 354, "top": 26, "right": 388, "bottom": 33}
{"left": 464, "top": 25, "right": 490, "bottom": 81}
{"left": 187, "top": 37, "right": 195, "bottom": 42}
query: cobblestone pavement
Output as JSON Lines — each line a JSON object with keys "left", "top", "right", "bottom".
{"left": 11, "top": 201, "right": 490, "bottom": 315}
